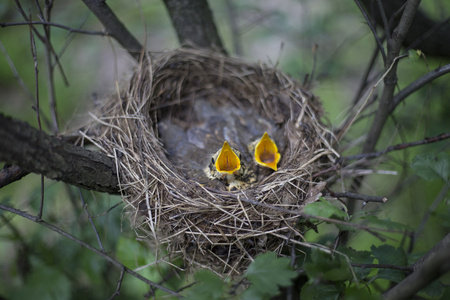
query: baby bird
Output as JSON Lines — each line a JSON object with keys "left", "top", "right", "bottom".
{"left": 205, "top": 141, "right": 254, "bottom": 190}
{"left": 251, "top": 132, "right": 281, "bottom": 171}
{"left": 214, "top": 141, "right": 242, "bottom": 176}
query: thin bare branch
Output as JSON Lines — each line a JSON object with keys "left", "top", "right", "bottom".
{"left": 342, "top": 132, "right": 450, "bottom": 161}
{"left": 390, "top": 63, "right": 450, "bottom": 113}
{"left": 325, "top": 191, "right": 388, "bottom": 203}
{"left": 354, "top": 0, "right": 387, "bottom": 63}
{"left": 352, "top": 263, "right": 412, "bottom": 272}
{"left": 0, "top": 21, "right": 108, "bottom": 35}
{"left": 78, "top": 188, "right": 106, "bottom": 253}
{"left": 0, "top": 203, "right": 182, "bottom": 298}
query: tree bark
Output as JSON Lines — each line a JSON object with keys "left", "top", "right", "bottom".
{"left": 163, "top": 0, "right": 226, "bottom": 53}
{"left": 81, "top": 0, "right": 143, "bottom": 61}
{"left": 362, "top": 0, "right": 420, "bottom": 154}
{"left": 383, "top": 234, "right": 450, "bottom": 300}
{"left": 361, "top": 0, "right": 450, "bottom": 59}
{"left": 0, "top": 114, "right": 119, "bottom": 194}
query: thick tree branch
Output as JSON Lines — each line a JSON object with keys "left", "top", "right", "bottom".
{"left": 163, "top": 0, "right": 226, "bottom": 53}
{"left": 383, "top": 234, "right": 450, "bottom": 300}
{"left": 0, "top": 165, "right": 29, "bottom": 188}
{"left": 362, "top": 0, "right": 420, "bottom": 154}
{"left": 81, "top": 0, "right": 143, "bottom": 61}
{"left": 0, "top": 114, "right": 119, "bottom": 194}
{"left": 361, "top": 0, "right": 450, "bottom": 59}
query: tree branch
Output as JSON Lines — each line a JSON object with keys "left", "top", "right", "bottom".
{"left": 0, "top": 21, "right": 109, "bottom": 36}
{"left": 0, "top": 203, "right": 181, "bottom": 297}
{"left": 81, "top": 0, "right": 143, "bottom": 61}
{"left": 342, "top": 132, "right": 450, "bottom": 161}
{"left": 362, "top": 0, "right": 420, "bottom": 154}
{"left": 163, "top": 0, "right": 226, "bottom": 53}
{"left": 325, "top": 191, "right": 388, "bottom": 203}
{"left": 0, "top": 113, "right": 119, "bottom": 194}
{"left": 0, "top": 165, "right": 29, "bottom": 188}
{"left": 390, "top": 63, "right": 450, "bottom": 113}
{"left": 383, "top": 234, "right": 450, "bottom": 300}
{"left": 361, "top": 0, "right": 450, "bottom": 59}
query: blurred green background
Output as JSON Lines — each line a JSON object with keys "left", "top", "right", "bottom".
{"left": 1, "top": 0, "right": 449, "bottom": 299}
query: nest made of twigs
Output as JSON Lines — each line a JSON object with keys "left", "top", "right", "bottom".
{"left": 82, "top": 48, "right": 337, "bottom": 277}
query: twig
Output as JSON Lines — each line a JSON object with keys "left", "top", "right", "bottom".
{"left": 0, "top": 41, "right": 50, "bottom": 128}
{"left": 14, "top": 0, "right": 69, "bottom": 86}
{"left": 0, "top": 203, "right": 182, "bottom": 298}
{"left": 0, "top": 21, "right": 109, "bottom": 35}
{"left": 325, "top": 191, "right": 387, "bottom": 203}
{"left": 29, "top": 17, "right": 45, "bottom": 220}
{"left": 376, "top": 0, "right": 391, "bottom": 40}
{"left": 36, "top": 0, "right": 60, "bottom": 134}
{"left": 390, "top": 63, "right": 450, "bottom": 113}
{"left": 225, "top": 0, "right": 242, "bottom": 56}
{"left": 412, "top": 184, "right": 449, "bottom": 251}
{"left": 108, "top": 268, "right": 125, "bottom": 300}
{"left": 78, "top": 188, "right": 106, "bottom": 253}
{"left": 312, "top": 163, "right": 340, "bottom": 178}
{"left": 232, "top": 189, "right": 406, "bottom": 235}
{"left": 352, "top": 263, "right": 412, "bottom": 272}
{"left": 336, "top": 53, "right": 408, "bottom": 142}
{"left": 351, "top": 45, "right": 381, "bottom": 106}
{"left": 354, "top": 0, "right": 386, "bottom": 63}
{"left": 405, "top": 16, "right": 450, "bottom": 53}
{"left": 342, "top": 132, "right": 450, "bottom": 161}
{"left": 81, "top": 0, "right": 143, "bottom": 61}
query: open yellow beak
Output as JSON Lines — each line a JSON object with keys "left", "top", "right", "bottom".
{"left": 215, "top": 141, "right": 241, "bottom": 174}
{"left": 254, "top": 132, "right": 281, "bottom": 171}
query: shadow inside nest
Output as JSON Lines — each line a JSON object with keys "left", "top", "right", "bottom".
{"left": 158, "top": 97, "right": 285, "bottom": 190}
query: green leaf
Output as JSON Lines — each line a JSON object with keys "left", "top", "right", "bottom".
{"left": 9, "top": 260, "right": 71, "bottom": 300}
{"left": 339, "top": 247, "right": 374, "bottom": 280}
{"left": 242, "top": 252, "right": 297, "bottom": 300}
{"left": 417, "top": 278, "right": 444, "bottom": 299}
{"left": 300, "top": 282, "right": 344, "bottom": 300}
{"left": 304, "top": 198, "right": 348, "bottom": 220}
{"left": 184, "top": 270, "right": 226, "bottom": 300}
{"left": 359, "top": 215, "right": 411, "bottom": 231}
{"left": 303, "top": 248, "right": 352, "bottom": 281}
{"left": 371, "top": 245, "right": 407, "bottom": 283}
{"left": 411, "top": 153, "right": 450, "bottom": 183}
{"left": 343, "top": 287, "right": 381, "bottom": 300}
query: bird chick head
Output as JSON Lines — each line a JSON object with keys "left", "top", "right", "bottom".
{"left": 214, "top": 141, "right": 241, "bottom": 175}
{"left": 254, "top": 132, "right": 281, "bottom": 171}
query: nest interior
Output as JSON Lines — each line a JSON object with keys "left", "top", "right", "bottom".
{"left": 84, "top": 48, "right": 337, "bottom": 277}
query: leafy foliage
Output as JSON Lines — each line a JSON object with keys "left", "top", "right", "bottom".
{"left": 184, "top": 270, "right": 227, "bottom": 300}
{"left": 304, "top": 198, "right": 348, "bottom": 220}
{"left": 371, "top": 245, "right": 407, "bottom": 283}
{"left": 242, "top": 252, "right": 297, "bottom": 300}
{"left": 411, "top": 152, "right": 450, "bottom": 183}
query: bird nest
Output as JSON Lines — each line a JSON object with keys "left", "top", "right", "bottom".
{"left": 83, "top": 48, "right": 337, "bottom": 277}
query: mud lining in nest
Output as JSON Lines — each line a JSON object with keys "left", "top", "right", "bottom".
{"left": 83, "top": 48, "right": 338, "bottom": 277}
